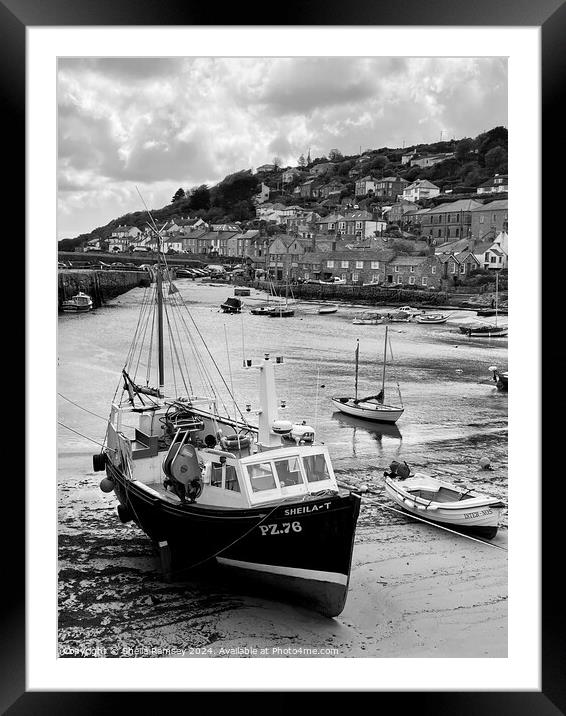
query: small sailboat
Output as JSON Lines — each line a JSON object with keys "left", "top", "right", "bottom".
{"left": 331, "top": 328, "right": 404, "bottom": 424}
{"left": 384, "top": 464, "right": 505, "bottom": 539}
{"left": 61, "top": 291, "right": 93, "bottom": 313}
{"left": 268, "top": 272, "right": 295, "bottom": 318}
{"left": 460, "top": 272, "right": 507, "bottom": 337}
{"left": 93, "top": 214, "right": 361, "bottom": 617}
{"left": 318, "top": 305, "right": 338, "bottom": 315}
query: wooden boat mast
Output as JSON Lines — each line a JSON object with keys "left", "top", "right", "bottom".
{"left": 494, "top": 271, "right": 499, "bottom": 328}
{"left": 156, "top": 231, "right": 165, "bottom": 390}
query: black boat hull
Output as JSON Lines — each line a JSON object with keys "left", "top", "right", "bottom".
{"left": 107, "top": 463, "right": 361, "bottom": 617}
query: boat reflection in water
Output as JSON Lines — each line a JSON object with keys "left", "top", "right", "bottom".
{"left": 331, "top": 411, "right": 402, "bottom": 456}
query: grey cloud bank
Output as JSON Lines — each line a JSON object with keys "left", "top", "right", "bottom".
{"left": 57, "top": 56, "right": 507, "bottom": 239}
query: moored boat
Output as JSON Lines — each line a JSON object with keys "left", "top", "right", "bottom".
{"left": 61, "top": 291, "right": 93, "bottom": 313}
{"left": 94, "top": 218, "right": 361, "bottom": 617}
{"left": 318, "top": 305, "right": 338, "bottom": 315}
{"left": 489, "top": 365, "right": 508, "bottom": 391}
{"left": 384, "top": 467, "right": 505, "bottom": 539}
{"left": 459, "top": 324, "right": 508, "bottom": 338}
{"left": 221, "top": 297, "right": 242, "bottom": 313}
{"left": 331, "top": 328, "right": 404, "bottom": 424}
{"left": 415, "top": 313, "right": 448, "bottom": 324}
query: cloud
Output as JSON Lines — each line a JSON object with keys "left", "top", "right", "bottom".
{"left": 57, "top": 56, "right": 507, "bottom": 238}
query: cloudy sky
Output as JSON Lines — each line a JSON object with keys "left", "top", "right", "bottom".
{"left": 57, "top": 56, "right": 507, "bottom": 239}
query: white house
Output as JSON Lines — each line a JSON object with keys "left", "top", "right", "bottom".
{"left": 402, "top": 179, "right": 441, "bottom": 203}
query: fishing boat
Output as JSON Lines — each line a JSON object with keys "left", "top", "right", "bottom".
{"left": 61, "top": 291, "right": 93, "bottom": 313}
{"left": 489, "top": 365, "right": 508, "bottom": 391}
{"left": 220, "top": 297, "right": 242, "bottom": 314}
{"left": 93, "top": 219, "right": 361, "bottom": 617}
{"left": 234, "top": 287, "right": 250, "bottom": 296}
{"left": 384, "top": 466, "right": 505, "bottom": 539}
{"left": 318, "top": 305, "right": 338, "bottom": 315}
{"left": 459, "top": 272, "right": 507, "bottom": 337}
{"left": 415, "top": 313, "right": 448, "bottom": 324}
{"left": 477, "top": 307, "right": 508, "bottom": 317}
{"left": 331, "top": 328, "right": 404, "bottom": 424}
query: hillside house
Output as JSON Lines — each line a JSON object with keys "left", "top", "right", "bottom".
{"left": 419, "top": 199, "right": 483, "bottom": 244}
{"left": 373, "top": 176, "right": 409, "bottom": 201}
{"left": 477, "top": 174, "right": 508, "bottom": 195}
{"left": 470, "top": 200, "right": 508, "bottom": 241}
{"left": 402, "top": 180, "right": 441, "bottom": 203}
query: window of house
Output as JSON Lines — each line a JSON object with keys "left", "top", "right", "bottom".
{"left": 341, "top": 260, "right": 349, "bottom": 268}
{"left": 452, "top": 264, "right": 457, "bottom": 273}
{"left": 480, "top": 215, "right": 484, "bottom": 223}
{"left": 409, "top": 276, "right": 415, "bottom": 285}
{"left": 431, "top": 266, "right": 436, "bottom": 274}
{"left": 304, "top": 272, "right": 310, "bottom": 280}
{"left": 371, "top": 261, "right": 380, "bottom": 269}
{"left": 422, "top": 277, "right": 428, "bottom": 286}
{"left": 327, "top": 260, "right": 334, "bottom": 268}
{"left": 490, "top": 256, "right": 496, "bottom": 263}
{"left": 352, "top": 272, "right": 359, "bottom": 282}
{"left": 396, "top": 275, "right": 403, "bottom": 284}
{"left": 394, "top": 266, "right": 400, "bottom": 272}
{"left": 409, "top": 266, "right": 414, "bottom": 272}
{"left": 460, "top": 265, "right": 466, "bottom": 274}
{"left": 356, "top": 261, "right": 363, "bottom": 269}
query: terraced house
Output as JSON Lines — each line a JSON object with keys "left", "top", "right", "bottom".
{"left": 419, "top": 199, "right": 483, "bottom": 244}
{"left": 299, "top": 249, "right": 395, "bottom": 284}
{"left": 373, "top": 176, "right": 409, "bottom": 201}
{"left": 385, "top": 255, "right": 443, "bottom": 289}
{"left": 470, "top": 200, "right": 508, "bottom": 241}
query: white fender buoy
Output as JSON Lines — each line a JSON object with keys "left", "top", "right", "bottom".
{"left": 99, "top": 477, "right": 114, "bottom": 493}
{"left": 358, "top": 483, "right": 368, "bottom": 493}
{"left": 416, "top": 504, "right": 426, "bottom": 511}
{"left": 479, "top": 456, "right": 491, "bottom": 470}
{"left": 426, "top": 504, "right": 438, "bottom": 511}
{"left": 404, "top": 498, "right": 415, "bottom": 508}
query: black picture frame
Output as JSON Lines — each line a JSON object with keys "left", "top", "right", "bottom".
{"left": 11, "top": 0, "right": 558, "bottom": 710}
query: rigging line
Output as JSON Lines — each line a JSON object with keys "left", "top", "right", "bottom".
{"left": 164, "top": 498, "right": 290, "bottom": 577}
{"left": 58, "top": 421, "right": 117, "bottom": 452}
{"left": 224, "top": 323, "right": 237, "bottom": 422}
{"left": 146, "top": 295, "right": 157, "bottom": 386}
{"left": 164, "top": 298, "right": 190, "bottom": 398}
{"left": 124, "top": 283, "right": 152, "bottom": 372}
{"left": 163, "top": 299, "right": 178, "bottom": 397}
{"left": 179, "top": 300, "right": 252, "bottom": 426}
{"left": 131, "top": 284, "right": 156, "bottom": 382}
{"left": 169, "top": 293, "right": 215, "bottom": 396}
{"left": 168, "top": 295, "right": 194, "bottom": 394}
{"left": 171, "top": 295, "right": 227, "bottom": 409}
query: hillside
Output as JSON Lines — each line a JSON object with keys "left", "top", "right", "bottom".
{"left": 58, "top": 126, "right": 507, "bottom": 251}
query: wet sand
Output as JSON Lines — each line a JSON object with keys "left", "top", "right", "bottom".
{"left": 57, "top": 284, "right": 507, "bottom": 658}
{"left": 58, "top": 451, "right": 507, "bottom": 658}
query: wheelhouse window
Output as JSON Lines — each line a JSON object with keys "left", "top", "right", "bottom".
{"left": 248, "top": 462, "right": 277, "bottom": 492}
{"left": 273, "top": 457, "right": 304, "bottom": 488}
{"left": 303, "top": 453, "right": 331, "bottom": 483}
{"left": 225, "top": 465, "right": 240, "bottom": 492}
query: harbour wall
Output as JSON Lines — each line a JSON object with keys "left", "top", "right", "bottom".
{"left": 252, "top": 281, "right": 507, "bottom": 310}
{"left": 58, "top": 269, "right": 150, "bottom": 309}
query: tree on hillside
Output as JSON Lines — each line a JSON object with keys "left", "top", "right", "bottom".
{"left": 485, "top": 146, "right": 507, "bottom": 173}
{"left": 272, "top": 156, "right": 282, "bottom": 170}
{"left": 328, "top": 149, "right": 343, "bottom": 161}
{"left": 171, "top": 188, "right": 185, "bottom": 203}
{"left": 214, "top": 170, "right": 258, "bottom": 207}
{"left": 189, "top": 184, "right": 211, "bottom": 211}
{"left": 298, "top": 154, "right": 306, "bottom": 167}
{"left": 455, "top": 138, "right": 474, "bottom": 161}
